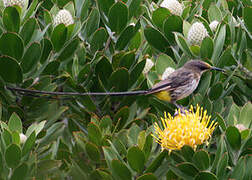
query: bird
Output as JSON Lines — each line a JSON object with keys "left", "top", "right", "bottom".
{"left": 6, "top": 60, "right": 224, "bottom": 109}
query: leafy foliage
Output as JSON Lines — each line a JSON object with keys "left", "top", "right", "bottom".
{"left": 0, "top": 0, "right": 251, "bottom": 179}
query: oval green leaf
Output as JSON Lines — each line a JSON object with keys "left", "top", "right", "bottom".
{"left": 10, "top": 163, "right": 28, "bottom": 180}
{"left": 109, "top": 68, "right": 129, "bottom": 91}
{"left": 200, "top": 37, "right": 214, "bottom": 59}
{"left": 22, "top": 131, "right": 36, "bottom": 156}
{"left": 0, "top": 33, "right": 24, "bottom": 61}
{"left": 195, "top": 172, "right": 217, "bottom": 180}
{"left": 108, "top": 2, "right": 128, "bottom": 33}
{"left": 244, "top": 7, "right": 252, "bottom": 33}
{"left": 90, "top": 28, "right": 108, "bottom": 53}
{"left": 3, "top": 6, "right": 20, "bottom": 33}
{"left": 0, "top": 56, "right": 22, "bottom": 83}
{"left": 163, "top": 15, "right": 183, "bottom": 44}
{"left": 87, "top": 122, "right": 102, "bottom": 146}
{"left": 20, "top": 18, "right": 38, "bottom": 46}
{"left": 127, "top": 146, "right": 145, "bottom": 173}
{"left": 155, "top": 54, "right": 176, "bottom": 75}
{"left": 51, "top": 24, "right": 68, "bottom": 52}
{"left": 5, "top": 144, "right": 21, "bottom": 168}
{"left": 144, "top": 27, "right": 170, "bottom": 53}
{"left": 8, "top": 112, "right": 22, "bottom": 133}
{"left": 226, "top": 126, "right": 241, "bottom": 150}
{"left": 192, "top": 150, "right": 210, "bottom": 170}
{"left": 85, "top": 142, "right": 101, "bottom": 162}
{"left": 152, "top": 8, "right": 170, "bottom": 29}
{"left": 111, "top": 159, "right": 132, "bottom": 180}
{"left": 209, "top": 83, "right": 223, "bottom": 101}
{"left": 21, "top": 42, "right": 41, "bottom": 73}
{"left": 58, "top": 38, "right": 79, "bottom": 61}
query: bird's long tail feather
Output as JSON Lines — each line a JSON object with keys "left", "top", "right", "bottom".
{"left": 6, "top": 86, "right": 149, "bottom": 97}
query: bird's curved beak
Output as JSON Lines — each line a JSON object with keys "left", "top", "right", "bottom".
{"left": 211, "top": 66, "right": 225, "bottom": 72}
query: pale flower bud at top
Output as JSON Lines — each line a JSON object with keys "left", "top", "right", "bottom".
{"left": 20, "top": 133, "right": 27, "bottom": 144}
{"left": 161, "top": 67, "right": 175, "bottom": 80}
{"left": 160, "top": 0, "right": 183, "bottom": 16}
{"left": 235, "top": 124, "right": 246, "bottom": 132}
{"left": 187, "top": 22, "right": 208, "bottom": 46}
{"left": 143, "top": 58, "right": 154, "bottom": 74}
{"left": 54, "top": 9, "right": 74, "bottom": 27}
{"left": 3, "top": 0, "right": 28, "bottom": 8}
{"left": 209, "top": 20, "right": 219, "bottom": 32}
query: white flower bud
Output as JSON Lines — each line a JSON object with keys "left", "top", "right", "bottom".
{"left": 209, "top": 20, "right": 219, "bottom": 32}
{"left": 161, "top": 67, "right": 175, "bottom": 80}
{"left": 3, "top": 0, "right": 28, "bottom": 8}
{"left": 54, "top": 9, "right": 74, "bottom": 27}
{"left": 235, "top": 124, "right": 246, "bottom": 132}
{"left": 160, "top": 0, "right": 183, "bottom": 16}
{"left": 187, "top": 22, "right": 208, "bottom": 46}
{"left": 143, "top": 58, "right": 154, "bottom": 74}
{"left": 20, "top": 133, "right": 27, "bottom": 144}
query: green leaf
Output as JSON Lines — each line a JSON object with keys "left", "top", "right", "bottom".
{"left": 108, "top": 2, "right": 128, "bottom": 33}
{"left": 163, "top": 15, "right": 183, "bottom": 44}
{"left": 21, "top": 42, "right": 41, "bottom": 73}
{"left": 119, "top": 51, "right": 135, "bottom": 69}
{"left": 87, "top": 123, "right": 102, "bottom": 146}
{"left": 0, "top": 33, "right": 24, "bottom": 61}
{"left": 129, "top": 0, "right": 143, "bottom": 19}
{"left": 192, "top": 150, "right": 210, "bottom": 170}
{"left": 0, "top": 152, "right": 2, "bottom": 172}
{"left": 100, "top": 116, "right": 112, "bottom": 131}
{"left": 8, "top": 112, "right": 22, "bottom": 133}
{"left": 155, "top": 54, "right": 176, "bottom": 75}
{"left": 115, "top": 25, "right": 135, "bottom": 50}
{"left": 0, "top": 56, "right": 22, "bottom": 83}
{"left": 22, "top": 131, "right": 36, "bottom": 156}
{"left": 12, "top": 131, "right": 20, "bottom": 144}
{"left": 40, "top": 38, "right": 53, "bottom": 63}
{"left": 226, "top": 126, "right": 241, "bottom": 150}
{"left": 2, "top": 129, "right": 12, "bottom": 146}
{"left": 200, "top": 37, "right": 214, "bottom": 59}
{"left": 144, "top": 27, "right": 170, "bottom": 53}
{"left": 136, "top": 173, "right": 158, "bottom": 180}
{"left": 5, "top": 144, "right": 21, "bottom": 168}
{"left": 217, "top": 47, "right": 236, "bottom": 68}
{"left": 145, "top": 150, "right": 168, "bottom": 173}
{"left": 90, "top": 28, "right": 108, "bottom": 53}
{"left": 36, "top": 160, "right": 62, "bottom": 176}
{"left": 111, "top": 159, "right": 132, "bottom": 180}
{"left": 95, "top": 57, "right": 112, "bottom": 87}
{"left": 85, "top": 142, "right": 101, "bottom": 162}
{"left": 209, "top": 83, "right": 223, "bottom": 101}
{"left": 152, "top": 8, "right": 170, "bottom": 29}
{"left": 113, "top": 107, "right": 129, "bottom": 131}
{"left": 42, "top": 60, "right": 60, "bottom": 75}
{"left": 244, "top": 7, "right": 252, "bottom": 33}
{"left": 195, "top": 172, "right": 217, "bottom": 180}
{"left": 10, "top": 163, "right": 28, "bottom": 180}
{"left": 216, "top": 113, "right": 227, "bottom": 131}
{"left": 97, "top": 0, "right": 115, "bottom": 15}
{"left": 129, "top": 59, "right": 146, "bottom": 87}
{"left": 239, "top": 102, "right": 252, "bottom": 128}
{"left": 51, "top": 24, "right": 68, "bottom": 52}
{"left": 181, "top": 145, "right": 194, "bottom": 162}
{"left": 230, "top": 157, "right": 245, "bottom": 179}
{"left": 22, "top": 0, "right": 38, "bottom": 24}
{"left": 195, "top": 71, "right": 211, "bottom": 95}
{"left": 58, "top": 38, "right": 79, "bottom": 61}
{"left": 177, "top": 162, "right": 199, "bottom": 178}
{"left": 208, "top": 5, "right": 222, "bottom": 22}
{"left": 174, "top": 33, "right": 194, "bottom": 58}
{"left": 84, "top": 8, "right": 100, "bottom": 38}
{"left": 216, "top": 152, "right": 228, "bottom": 179}
{"left": 212, "top": 25, "right": 226, "bottom": 64}
{"left": 3, "top": 6, "right": 20, "bottom": 33}
{"left": 20, "top": 18, "right": 38, "bottom": 46}
{"left": 127, "top": 146, "right": 145, "bottom": 173}
{"left": 109, "top": 68, "right": 129, "bottom": 91}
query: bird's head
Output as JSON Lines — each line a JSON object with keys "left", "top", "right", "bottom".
{"left": 184, "top": 60, "right": 224, "bottom": 74}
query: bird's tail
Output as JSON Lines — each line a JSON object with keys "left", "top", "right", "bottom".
{"left": 6, "top": 86, "right": 149, "bottom": 97}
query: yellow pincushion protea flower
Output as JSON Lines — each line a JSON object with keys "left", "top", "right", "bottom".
{"left": 153, "top": 105, "right": 217, "bottom": 151}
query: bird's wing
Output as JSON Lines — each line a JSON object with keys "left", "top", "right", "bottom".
{"left": 147, "top": 70, "right": 193, "bottom": 94}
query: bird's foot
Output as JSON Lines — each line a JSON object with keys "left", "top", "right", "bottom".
{"left": 173, "top": 103, "right": 189, "bottom": 116}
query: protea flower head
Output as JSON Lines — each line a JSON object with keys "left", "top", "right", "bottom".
{"left": 209, "top": 20, "right": 219, "bottom": 32}
{"left": 54, "top": 9, "right": 74, "bottom": 27}
{"left": 153, "top": 105, "right": 217, "bottom": 151}
{"left": 143, "top": 58, "right": 154, "bottom": 74}
{"left": 160, "top": 0, "right": 183, "bottom": 16}
{"left": 161, "top": 67, "right": 175, "bottom": 80}
{"left": 187, "top": 22, "right": 209, "bottom": 45}
{"left": 3, "top": 0, "right": 28, "bottom": 8}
